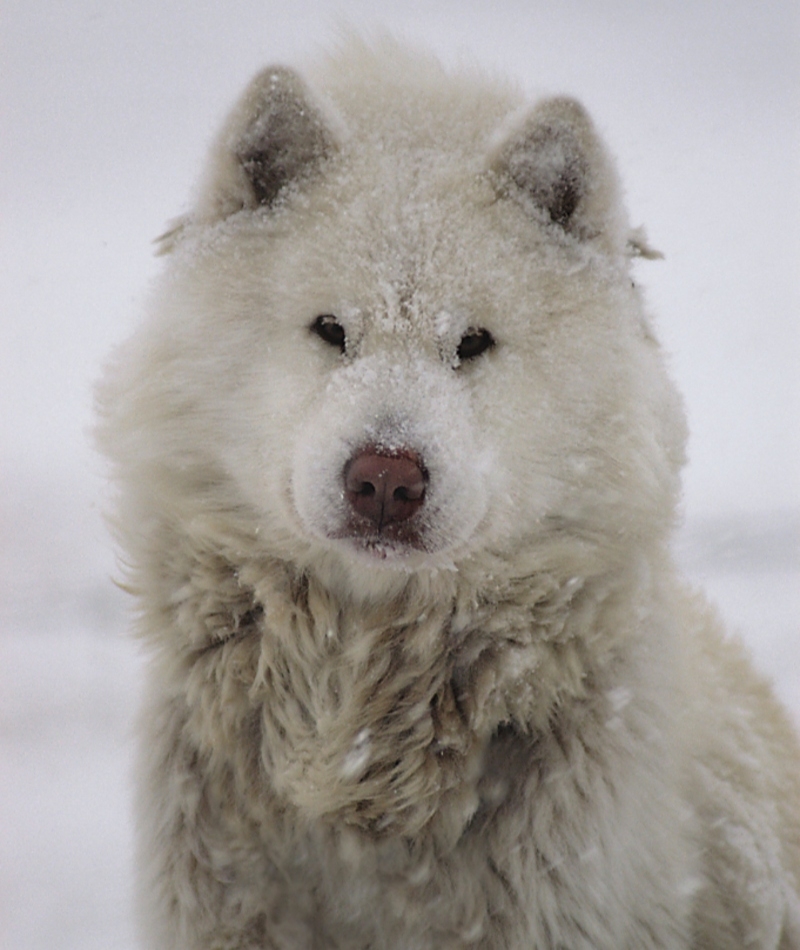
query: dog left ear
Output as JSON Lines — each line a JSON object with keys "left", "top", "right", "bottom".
{"left": 190, "top": 66, "right": 338, "bottom": 226}
{"left": 490, "top": 97, "right": 625, "bottom": 249}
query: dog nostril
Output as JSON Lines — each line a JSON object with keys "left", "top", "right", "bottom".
{"left": 344, "top": 449, "right": 427, "bottom": 532}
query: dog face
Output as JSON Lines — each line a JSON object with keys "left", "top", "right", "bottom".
{"left": 101, "top": 53, "right": 686, "bottom": 593}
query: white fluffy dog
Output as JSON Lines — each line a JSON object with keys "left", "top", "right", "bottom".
{"left": 97, "top": 39, "right": 800, "bottom": 949}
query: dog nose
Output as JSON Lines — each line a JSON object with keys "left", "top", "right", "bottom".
{"left": 344, "top": 449, "right": 427, "bottom": 531}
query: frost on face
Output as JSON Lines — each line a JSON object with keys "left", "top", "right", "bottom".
{"left": 434, "top": 309, "right": 453, "bottom": 338}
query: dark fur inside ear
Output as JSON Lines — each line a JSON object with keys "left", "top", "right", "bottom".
{"left": 235, "top": 67, "right": 335, "bottom": 207}
{"left": 507, "top": 123, "right": 585, "bottom": 227}
{"left": 493, "top": 98, "right": 605, "bottom": 236}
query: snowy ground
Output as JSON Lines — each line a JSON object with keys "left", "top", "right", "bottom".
{"left": 1, "top": 1, "right": 797, "bottom": 947}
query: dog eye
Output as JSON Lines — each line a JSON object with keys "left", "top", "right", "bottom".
{"left": 456, "top": 328, "right": 495, "bottom": 363}
{"left": 311, "top": 314, "right": 346, "bottom": 353}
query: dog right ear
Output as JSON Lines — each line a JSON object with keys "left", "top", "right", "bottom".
{"left": 489, "top": 96, "right": 626, "bottom": 254}
{"left": 193, "top": 66, "right": 337, "bottom": 225}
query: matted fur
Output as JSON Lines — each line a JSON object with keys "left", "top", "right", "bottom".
{"left": 97, "top": 38, "right": 800, "bottom": 949}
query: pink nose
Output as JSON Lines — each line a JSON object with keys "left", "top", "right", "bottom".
{"left": 344, "top": 449, "right": 427, "bottom": 532}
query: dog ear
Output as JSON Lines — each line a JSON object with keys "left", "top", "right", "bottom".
{"left": 491, "top": 97, "right": 624, "bottom": 248}
{"left": 194, "top": 66, "right": 337, "bottom": 223}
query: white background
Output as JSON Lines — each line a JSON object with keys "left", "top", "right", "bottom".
{"left": 1, "top": 2, "right": 797, "bottom": 947}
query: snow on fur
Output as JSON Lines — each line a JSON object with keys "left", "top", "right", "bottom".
{"left": 96, "top": 37, "right": 800, "bottom": 949}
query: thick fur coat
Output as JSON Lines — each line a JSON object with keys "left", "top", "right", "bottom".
{"left": 97, "top": 40, "right": 800, "bottom": 949}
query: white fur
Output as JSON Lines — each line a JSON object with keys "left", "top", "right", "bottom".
{"left": 97, "top": 38, "right": 800, "bottom": 949}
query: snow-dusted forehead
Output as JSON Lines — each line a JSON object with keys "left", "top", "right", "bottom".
{"left": 283, "top": 166, "right": 521, "bottom": 346}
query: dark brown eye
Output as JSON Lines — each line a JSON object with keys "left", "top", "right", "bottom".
{"left": 311, "top": 314, "right": 346, "bottom": 353}
{"left": 457, "top": 328, "right": 495, "bottom": 363}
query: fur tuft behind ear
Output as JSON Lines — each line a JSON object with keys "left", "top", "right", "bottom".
{"left": 193, "top": 66, "right": 336, "bottom": 224}
{"left": 491, "top": 97, "right": 626, "bottom": 251}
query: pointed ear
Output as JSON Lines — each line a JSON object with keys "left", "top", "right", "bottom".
{"left": 194, "top": 66, "right": 337, "bottom": 223}
{"left": 490, "top": 97, "right": 625, "bottom": 250}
